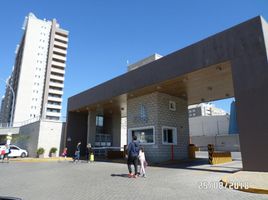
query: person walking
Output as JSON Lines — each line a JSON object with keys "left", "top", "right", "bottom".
{"left": 138, "top": 146, "right": 147, "bottom": 178}
{"left": 61, "top": 147, "right": 68, "bottom": 161}
{"left": 127, "top": 135, "right": 140, "bottom": 178}
{"left": 73, "top": 141, "right": 81, "bottom": 163}
{"left": 2, "top": 144, "right": 11, "bottom": 163}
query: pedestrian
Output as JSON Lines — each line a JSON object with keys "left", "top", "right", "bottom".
{"left": 61, "top": 147, "right": 68, "bottom": 161}
{"left": 73, "top": 141, "right": 81, "bottom": 163}
{"left": 85, "top": 143, "right": 92, "bottom": 163}
{"left": 127, "top": 135, "right": 140, "bottom": 178}
{"left": 138, "top": 146, "right": 147, "bottom": 177}
{"left": 0, "top": 148, "right": 5, "bottom": 162}
{"left": 2, "top": 144, "right": 11, "bottom": 163}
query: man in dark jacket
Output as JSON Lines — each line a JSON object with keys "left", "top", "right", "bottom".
{"left": 127, "top": 135, "right": 140, "bottom": 178}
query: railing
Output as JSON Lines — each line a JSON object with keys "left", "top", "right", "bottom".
{"left": 0, "top": 116, "right": 41, "bottom": 128}
{"left": 0, "top": 115, "right": 67, "bottom": 128}
{"left": 92, "top": 146, "right": 125, "bottom": 158}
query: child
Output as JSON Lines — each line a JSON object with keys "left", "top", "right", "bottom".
{"left": 61, "top": 147, "right": 67, "bottom": 161}
{"left": 138, "top": 146, "right": 147, "bottom": 178}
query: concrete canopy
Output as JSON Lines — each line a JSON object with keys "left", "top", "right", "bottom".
{"left": 67, "top": 16, "right": 268, "bottom": 171}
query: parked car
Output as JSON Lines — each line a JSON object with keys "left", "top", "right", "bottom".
{"left": 0, "top": 144, "right": 28, "bottom": 158}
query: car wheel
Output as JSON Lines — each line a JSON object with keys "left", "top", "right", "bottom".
{"left": 21, "top": 152, "right": 26, "bottom": 158}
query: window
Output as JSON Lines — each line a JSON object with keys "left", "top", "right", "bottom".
{"left": 169, "top": 101, "right": 176, "bottom": 111}
{"left": 129, "top": 126, "right": 155, "bottom": 144}
{"left": 96, "top": 116, "right": 104, "bottom": 127}
{"left": 10, "top": 146, "right": 19, "bottom": 150}
{"left": 162, "top": 126, "right": 177, "bottom": 145}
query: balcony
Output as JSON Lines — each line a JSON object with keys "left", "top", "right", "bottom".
{"left": 47, "top": 96, "right": 62, "bottom": 102}
{"left": 54, "top": 41, "right": 68, "bottom": 49}
{"left": 52, "top": 54, "right": 66, "bottom": 62}
{"left": 46, "top": 104, "right": 62, "bottom": 110}
{"left": 50, "top": 74, "right": 64, "bottom": 81}
{"left": 49, "top": 81, "right": 64, "bottom": 88}
{"left": 46, "top": 111, "right": 61, "bottom": 117}
{"left": 51, "top": 60, "right": 66, "bottom": 68}
{"left": 48, "top": 89, "right": 64, "bottom": 95}
{"left": 53, "top": 47, "right": 67, "bottom": 55}
{"left": 51, "top": 67, "right": 65, "bottom": 75}
{"left": 55, "top": 34, "right": 68, "bottom": 43}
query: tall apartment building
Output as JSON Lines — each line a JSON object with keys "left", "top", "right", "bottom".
{"left": 0, "top": 13, "right": 68, "bottom": 125}
{"left": 188, "top": 103, "right": 227, "bottom": 118}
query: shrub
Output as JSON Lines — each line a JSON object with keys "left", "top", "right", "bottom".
{"left": 37, "top": 147, "right": 45, "bottom": 155}
{"left": 49, "top": 147, "right": 57, "bottom": 154}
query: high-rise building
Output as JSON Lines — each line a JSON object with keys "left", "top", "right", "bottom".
{"left": 0, "top": 13, "right": 68, "bottom": 125}
{"left": 188, "top": 103, "right": 227, "bottom": 118}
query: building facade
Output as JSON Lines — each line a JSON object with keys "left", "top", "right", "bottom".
{"left": 188, "top": 103, "right": 227, "bottom": 118}
{"left": 0, "top": 13, "right": 68, "bottom": 125}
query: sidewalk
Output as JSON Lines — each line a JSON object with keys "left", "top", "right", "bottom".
{"left": 221, "top": 171, "right": 268, "bottom": 194}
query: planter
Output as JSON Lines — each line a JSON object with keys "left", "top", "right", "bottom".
{"left": 38, "top": 154, "right": 45, "bottom": 158}
{"left": 50, "top": 153, "right": 56, "bottom": 158}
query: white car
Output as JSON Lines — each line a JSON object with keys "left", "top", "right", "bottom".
{"left": 0, "top": 144, "right": 28, "bottom": 158}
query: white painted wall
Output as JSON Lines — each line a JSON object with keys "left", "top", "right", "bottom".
{"left": 14, "top": 120, "right": 63, "bottom": 157}
{"left": 191, "top": 134, "right": 240, "bottom": 151}
{"left": 189, "top": 115, "right": 229, "bottom": 136}
{"left": 37, "top": 120, "right": 63, "bottom": 157}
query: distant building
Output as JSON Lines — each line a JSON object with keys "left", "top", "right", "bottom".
{"left": 128, "top": 53, "right": 162, "bottom": 71}
{"left": 188, "top": 103, "right": 227, "bottom": 118}
{"left": 0, "top": 13, "right": 69, "bottom": 125}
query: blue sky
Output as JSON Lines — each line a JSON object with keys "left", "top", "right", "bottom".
{"left": 0, "top": 0, "right": 268, "bottom": 117}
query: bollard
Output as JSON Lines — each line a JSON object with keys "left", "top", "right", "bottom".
{"left": 207, "top": 144, "right": 214, "bottom": 164}
{"left": 90, "top": 153, "right": 94, "bottom": 162}
{"left": 188, "top": 144, "right": 196, "bottom": 159}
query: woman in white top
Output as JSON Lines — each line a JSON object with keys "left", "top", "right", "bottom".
{"left": 138, "top": 146, "right": 147, "bottom": 177}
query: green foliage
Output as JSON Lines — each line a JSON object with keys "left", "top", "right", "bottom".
{"left": 49, "top": 147, "right": 57, "bottom": 154}
{"left": 37, "top": 147, "right": 45, "bottom": 155}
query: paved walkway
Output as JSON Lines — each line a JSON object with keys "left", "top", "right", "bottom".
{"left": 221, "top": 171, "right": 268, "bottom": 194}
{"left": 0, "top": 159, "right": 267, "bottom": 200}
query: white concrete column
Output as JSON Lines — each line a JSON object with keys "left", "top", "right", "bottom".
{"left": 120, "top": 117, "right": 127, "bottom": 147}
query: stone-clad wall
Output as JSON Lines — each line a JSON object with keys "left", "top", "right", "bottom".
{"left": 127, "top": 92, "right": 189, "bottom": 163}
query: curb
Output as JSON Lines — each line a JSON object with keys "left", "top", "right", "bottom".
{"left": 8, "top": 157, "right": 73, "bottom": 163}
{"left": 221, "top": 174, "right": 268, "bottom": 195}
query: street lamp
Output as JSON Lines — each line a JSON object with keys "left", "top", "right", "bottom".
{"left": 0, "top": 78, "right": 15, "bottom": 127}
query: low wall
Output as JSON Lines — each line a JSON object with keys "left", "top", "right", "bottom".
{"left": 191, "top": 134, "right": 240, "bottom": 151}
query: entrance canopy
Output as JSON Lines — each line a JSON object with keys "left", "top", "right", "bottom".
{"left": 67, "top": 16, "right": 268, "bottom": 171}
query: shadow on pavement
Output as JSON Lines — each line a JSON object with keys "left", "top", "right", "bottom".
{"left": 153, "top": 158, "right": 241, "bottom": 174}
{"left": 110, "top": 173, "right": 129, "bottom": 178}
